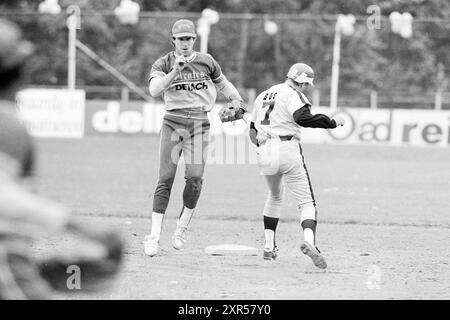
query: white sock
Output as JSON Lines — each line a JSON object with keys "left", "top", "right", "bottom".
{"left": 264, "top": 230, "right": 275, "bottom": 251}
{"left": 178, "top": 207, "right": 194, "bottom": 228}
{"left": 304, "top": 228, "right": 315, "bottom": 246}
{"left": 150, "top": 212, "right": 164, "bottom": 239}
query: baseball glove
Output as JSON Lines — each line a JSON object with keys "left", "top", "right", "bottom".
{"left": 219, "top": 100, "right": 247, "bottom": 123}
{"left": 38, "top": 231, "right": 123, "bottom": 292}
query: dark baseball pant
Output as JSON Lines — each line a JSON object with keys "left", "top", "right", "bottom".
{"left": 152, "top": 113, "right": 210, "bottom": 214}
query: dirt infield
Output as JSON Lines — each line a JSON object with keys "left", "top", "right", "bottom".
{"left": 30, "top": 137, "right": 450, "bottom": 299}
{"left": 33, "top": 216, "right": 450, "bottom": 299}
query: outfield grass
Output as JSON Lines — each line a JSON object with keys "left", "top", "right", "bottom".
{"left": 35, "top": 136, "right": 450, "bottom": 227}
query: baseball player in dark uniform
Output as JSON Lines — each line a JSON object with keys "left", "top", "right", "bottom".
{"left": 143, "top": 19, "right": 244, "bottom": 256}
{"left": 250, "top": 63, "right": 345, "bottom": 269}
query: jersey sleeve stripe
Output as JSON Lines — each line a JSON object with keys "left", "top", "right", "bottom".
{"left": 296, "top": 91, "right": 310, "bottom": 106}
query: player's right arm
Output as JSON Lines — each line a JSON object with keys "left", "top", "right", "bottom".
{"left": 148, "top": 55, "right": 186, "bottom": 97}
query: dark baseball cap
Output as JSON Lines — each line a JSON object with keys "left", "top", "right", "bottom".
{"left": 0, "top": 18, "right": 34, "bottom": 71}
{"left": 172, "top": 19, "right": 196, "bottom": 38}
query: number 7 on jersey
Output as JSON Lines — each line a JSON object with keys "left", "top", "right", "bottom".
{"left": 261, "top": 92, "right": 277, "bottom": 125}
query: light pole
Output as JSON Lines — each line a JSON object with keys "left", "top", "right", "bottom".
{"left": 65, "top": 0, "right": 140, "bottom": 91}
{"left": 66, "top": 5, "right": 80, "bottom": 90}
{"left": 330, "top": 14, "right": 355, "bottom": 111}
{"left": 264, "top": 20, "right": 280, "bottom": 79}
{"left": 39, "top": 1, "right": 78, "bottom": 90}
{"left": 197, "top": 18, "right": 210, "bottom": 54}
{"left": 197, "top": 9, "right": 220, "bottom": 54}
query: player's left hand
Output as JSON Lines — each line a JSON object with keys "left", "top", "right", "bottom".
{"left": 219, "top": 100, "right": 247, "bottom": 123}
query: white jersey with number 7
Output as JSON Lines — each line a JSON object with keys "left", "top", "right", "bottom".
{"left": 251, "top": 83, "right": 311, "bottom": 143}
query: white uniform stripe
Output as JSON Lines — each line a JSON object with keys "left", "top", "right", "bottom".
{"left": 298, "top": 143, "right": 316, "bottom": 206}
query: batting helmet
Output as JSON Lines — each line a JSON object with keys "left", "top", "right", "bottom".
{"left": 0, "top": 18, "right": 33, "bottom": 72}
{"left": 286, "top": 63, "right": 314, "bottom": 86}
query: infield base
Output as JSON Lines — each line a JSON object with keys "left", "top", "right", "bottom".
{"left": 205, "top": 244, "right": 259, "bottom": 256}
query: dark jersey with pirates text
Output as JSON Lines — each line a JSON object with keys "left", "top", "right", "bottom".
{"left": 149, "top": 51, "right": 224, "bottom": 111}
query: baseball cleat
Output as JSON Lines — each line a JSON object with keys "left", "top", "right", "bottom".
{"left": 143, "top": 235, "right": 159, "bottom": 257}
{"left": 263, "top": 246, "right": 279, "bottom": 260}
{"left": 172, "top": 226, "right": 188, "bottom": 250}
{"left": 300, "top": 241, "right": 327, "bottom": 269}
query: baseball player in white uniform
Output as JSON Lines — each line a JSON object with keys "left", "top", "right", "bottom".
{"left": 249, "top": 63, "right": 345, "bottom": 269}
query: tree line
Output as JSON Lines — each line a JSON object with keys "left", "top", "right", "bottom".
{"left": 1, "top": 0, "right": 449, "bottom": 106}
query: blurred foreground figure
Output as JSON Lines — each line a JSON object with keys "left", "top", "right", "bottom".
{"left": 0, "top": 18, "right": 123, "bottom": 300}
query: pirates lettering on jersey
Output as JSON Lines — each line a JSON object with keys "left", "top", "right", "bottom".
{"left": 174, "top": 71, "right": 208, "bottom": 81}
{"left": 148, "top": 51, "right": 223, "bottom": 111}
{"left": 173, "top": 71, "right": 210, "bottom": 91}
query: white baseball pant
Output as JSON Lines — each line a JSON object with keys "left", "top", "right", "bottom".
{"left": 257, "top": 139, "right": 317, "bottom": 222}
